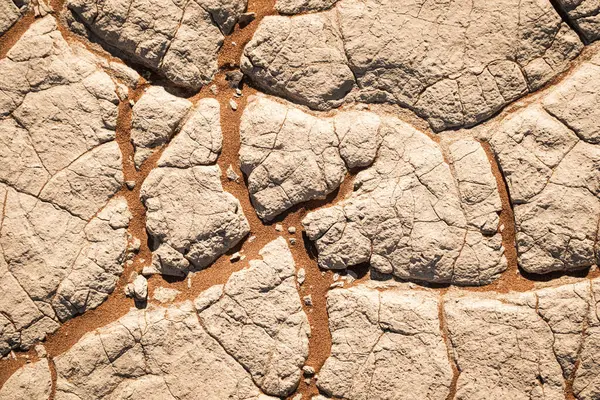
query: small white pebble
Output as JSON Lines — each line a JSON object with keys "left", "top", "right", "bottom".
{"left": 333, "top": 273, "right": 340, "bottom": 281}
{"left": 288, "top": 226, "right": 296, "bottom": 234}
{"left": 330, "top": 281, "right": 344, "bottom": 289}
{"left": 226, "top": 165, "right": 240, "bottom": 182}
{"left": 303, "top": 365, "right": 316, "bottom": 376}
{"left": 229, "top": 99, "right": 238, "bottom": 111}
{"left": 187, "top": 275, "right": 192, "bottom": 289}
{"left": 297, "top": 268, "right": 306, "bottom": 285}
{"left": 289, "top": 238, "right": 297, "bottom": 245}
{"left": 129, "top": 99, "right": 135, "bottom": 107}
{"left": 210, "top": 85, "right": 218, "bottom": 95}
{"left": 240, "top": 255, "right": 246, "bottom": 261}
{"left": 230, "top": 252, "right": 241, "bottom": 262}
{"left": 248, "top": 235, "right": 256, "bottom": 243}
{"left": 275, "top": 224, "right": 283, "bottom": 232}
{"left": 231, "top": 41, "right": 237, "bottom": 46}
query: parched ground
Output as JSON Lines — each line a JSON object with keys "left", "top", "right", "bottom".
{"left": 0, "top": 0, "right": 600, "bottom": 399}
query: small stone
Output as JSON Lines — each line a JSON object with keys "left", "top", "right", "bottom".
{"left": 330, "top": 281, "right": 344, "bottom": 289}
{"left": 125, "top": 274, "right": 148, "bottom": 302}
{"left": 187, "top": 274, "right": 193, "bottom": 289}
{"left": 210, "top": 85, "right": 218, "bottom": 95}
{"left": 248, "top": 235, "right": 257, "bottom": 243}
{"left": 35, "top": 345, "right": 47, "bottom": 358}
{"left": 297, "top": 268, "right": 306, "bottom": 285}
{"left": 292, "top": 395, "right": 302, "bottom": 400}
{"left": 333, "top": 273, "right": 340, "bottom": 281}
{"left": 303, "top": 295, "right": 313, "bottom": 306}
{"left": 226, "top": 165, "right": 240, "bottom": 182}
{"left": 235, "top": 88, "right": 242, "bottom": 96}
{"left": 129, "top": 237, "right": 141, "bottom": 252}
{"left": 129, "top": 99, "right": 135, "bottom": 107}
{"left": 230, "top": 252, "right": 242, "bottom": 262}
{"left": 229, "top": 99, "right": 238, "bottom": 111}
{"left": 239, "top": 12, "right": 256, "bottom": 28}
{"left": 288, "top": 226, "right": 296, "bottom": 234}
{"left": 303, "top": 365, "right": 315, "bottom": 376}
{"left": 289, "top": 238, "right": 297, "bottom": 245}
{"left": 231, "top": 41, "right": 237, "bottom": 46}
{"left": 226, "top": 70, "right": 244, "bottom": 88}
{"left": 275, "top": 224, "right": 284, "bottom": 232}
{"left": 240, "top": 255, "right": 246, "bottom": 261}
{"left": 126, "top": 180, "right": 136, "bottom": 189}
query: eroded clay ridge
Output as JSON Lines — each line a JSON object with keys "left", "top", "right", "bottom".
{"left": 66, "top": 0, "right": 248, "bottom": 90}
{"left": 0, "top": 16, "right": 136, "bottom": 356}
{"left": 241, "top": 0, "right": 600, "bottom": 131}
{"left": 0, "top": 238, "right": 310, "bottom": 399}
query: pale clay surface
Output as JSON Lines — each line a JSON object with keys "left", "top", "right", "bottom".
{"left": 240, "top": 94, "right": 379, "bottom": 220}
{"left": 318, "top": 280, "right": 600, "bottom": 400}
{"left": 487, "top": 55, "right": 600, "bottom": 274}
{"left": 0, "top": 16, "right": 131, "bottom": 356}
{"left": 3, "top": 0, "right": 600, "bottom": 398}
{"left": 242, "top": 0, "right": 583, "bottom": 131}
{"left": 302, "top": 114, "right": 506, "bottom": 285}
{"left": 49, "top": 238, "right": 308, "bottom": 399}
{"left": 66, "top": 0, "right": 247, "bottom": 90}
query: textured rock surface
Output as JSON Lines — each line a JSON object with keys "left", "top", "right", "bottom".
{"left": 243, "top": 0, "right": 583, "bottom": 131}
{"left": 0, "top": 16, "right": 130, "bottom": 355}
{"left": 141, "top": 164, "right": 249, "bottom": 276}
{"left": 317, "top": 280, "right": 600, "bottom": 400}
{"left": 240, "top": 95, "right": 380, "bottom": 220}
{"left": 67, "top": 0, "right": 247, "bottom": 90}
{"left": 140, "top": 103, "right": 248, "bottom": 277}
{"left": 197, "top": 237, "right": 310, "bottom": 396}
{"left": 0, "top": 359, "right": 51, "bottom": 400}
{"left": 303, "top": 117, "right": 506, "bottom": 285}
{"left": 275, "top": 0, "right": 338, "bottom": 14}
{"left": 555, "top": 0, "right": 600, "bottom": 42}
{"left": 131, "top": 90, "right": 223, "bottom": 168}
{"left": 241, "top": 11, "right": 355, "bottom": 110}
{"left": 488, "top": 56, "right": 600, "bottom": 274}
{"left": 44, "top": 239, "right": 307, "bottom": 399}
{"left": 318, "top": 286, "right": 453, "bottom": 399}
{"left": 0, "top": 0, "right": 26, "bottom": 35}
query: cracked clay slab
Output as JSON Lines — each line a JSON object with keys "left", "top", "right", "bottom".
{"left": 22, "top": 238, "right": 309, "bottom": 400}
{"left": 139, "top": 100, "right": 249, "bottom": 277}
{"left": 239, "top": 94, "right": 380, "bottom": 221}
{"left": 302, "top": 115, "right": 506, "bottom": 286}
{"left": 67, "top": 0, "right": 248, "bottom": 90}
{"left": 242, "top": 0, "right": 583, "bottom": 131}
{"left": 318, "top": 279, "right": 600, "bottom": 400}
{"left": 0, "top": 16, "right": 131, "bottom": 356}
{"left": 487, "top": 54, "right": 600, "bottom": 275}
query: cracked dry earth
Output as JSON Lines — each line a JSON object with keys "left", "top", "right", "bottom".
{"left": 1, "top": 0, "right": 600, "bottom": 399}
